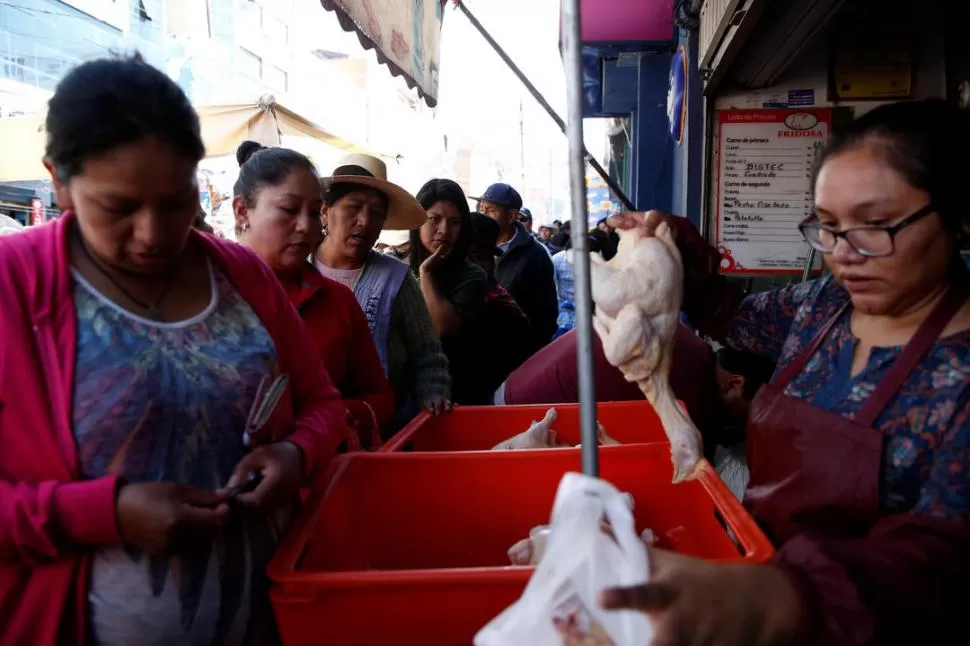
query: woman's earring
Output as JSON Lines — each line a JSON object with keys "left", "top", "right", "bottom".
{"left": 241, "top": 224, "right": 250, "bottom": 233}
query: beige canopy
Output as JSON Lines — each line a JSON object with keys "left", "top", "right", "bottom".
{"left": 0, "top": 95, "right": 376, "bottom": 182}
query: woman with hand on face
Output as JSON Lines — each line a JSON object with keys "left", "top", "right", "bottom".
{"left": 234, "top": 141, "right": 394, "bottom": 449}
{"left": 0, "top": 57, "right": 347, "bottom": 645}
{"left": 560, "top": 99, "right": 970, "bottom": 646}
{"left": 410, "top": 179, "right": 496, "bottom": 405}
{"left": 314, "top": 155, "right": 452, "bottom": 430}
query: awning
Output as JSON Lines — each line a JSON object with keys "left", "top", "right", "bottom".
{"left": 0, "top": 96, "right": 375, "bottom": 182}
{"left": 321, "top": 0, "right": 447, "bottom": 107}
{"left": 197, "top": 96, "right": 380, "bottom": 158}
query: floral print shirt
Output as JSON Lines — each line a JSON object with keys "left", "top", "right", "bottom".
{"left": 72, "top": 262, "right": 283, "bottom": 646}
{"left": 728, "top": 275, "right": 970, "bottom": 522}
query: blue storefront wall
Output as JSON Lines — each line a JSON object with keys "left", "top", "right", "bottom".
{"left": 631, "top": 52, "right": 673, "bottom": 216}
{"left": 669, "top": 27, "right": 704, "bottom": 230}
{"left": 583, "top": 46, "right": 674, "bottom": 216}
{"left": 578, "top": 40, "right": 709, "bottom": 224}
{"left": 577, "top": 0, "right": 705, "bottom": 229}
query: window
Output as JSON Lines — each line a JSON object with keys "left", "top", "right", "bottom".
{"left": 239, "top": 48, "right": 262, "bottom": 80}
{"left": 59, "top": 0, "right": 129, "bottom": 31}
{"left": 264, "top": 64, "right": 288, "bottom": 92}
{"left": 264, "top": 15, "right": 288, "bottom": 44}
{"left": 239, "top": 0, "right": 262, "bottom": 38}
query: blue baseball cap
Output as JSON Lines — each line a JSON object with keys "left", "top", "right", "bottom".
{"left": 471, "top": 183, "right": 523, "bottom": 211}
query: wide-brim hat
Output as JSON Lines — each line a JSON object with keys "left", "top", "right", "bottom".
{"left": 378, "top": 229, "right": 410, "bottom": 247}
{"left": 324, "top": 154, "right": 427, "bottom": 231}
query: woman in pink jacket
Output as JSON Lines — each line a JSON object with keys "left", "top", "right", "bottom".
{"left": 0, "top": 56, "right": 347, "bottom": 645}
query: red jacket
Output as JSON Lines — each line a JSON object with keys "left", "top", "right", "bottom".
{"left": 0, "top": 214, "right": 347, "bottom": 645}
{"left": 282, "top": 265, "right": 394, "bottom": 446}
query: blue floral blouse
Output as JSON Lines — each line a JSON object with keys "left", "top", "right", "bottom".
{"left": 728, "top": 276, "right": 970, "bottom": 522}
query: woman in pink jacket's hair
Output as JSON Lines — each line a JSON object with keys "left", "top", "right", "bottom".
{"left": 0, "top": 55, "right": 346, "bottom": 645}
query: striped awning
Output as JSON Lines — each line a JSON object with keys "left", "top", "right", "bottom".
{"left": 320, "top": 0, "right": 447, "bottom": 107}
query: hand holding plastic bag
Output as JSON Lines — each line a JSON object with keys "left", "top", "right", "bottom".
{"left": 507, "top": 494, "right": 656, "bottom": 566}
{"left": 475, "top": 473, "right": 654, "bottom": 646}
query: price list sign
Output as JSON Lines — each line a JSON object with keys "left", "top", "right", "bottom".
{"left": 715, "top": 109, "right": 831, "bottom": 274}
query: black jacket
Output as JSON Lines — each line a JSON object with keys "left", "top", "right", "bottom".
{"left": 495, "top": 223, "right": 559, "bottom": 351}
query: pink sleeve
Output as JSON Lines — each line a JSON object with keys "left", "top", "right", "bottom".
{"left": 268, "top": 278, "right": 346, "bottom": 480}
{"left": 0, "top": 476, "right": 122, "bottom": 565}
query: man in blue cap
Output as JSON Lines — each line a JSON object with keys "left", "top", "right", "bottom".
{"left": 472, "top": 182, "right": 558, "bottom": 351}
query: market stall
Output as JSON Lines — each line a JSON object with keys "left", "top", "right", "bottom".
{"left": 261, "top": 2, "right": 773, "bottom": 644}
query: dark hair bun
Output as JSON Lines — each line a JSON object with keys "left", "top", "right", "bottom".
{"left": 236, "top": 140, "right": 266, "bottom": 166}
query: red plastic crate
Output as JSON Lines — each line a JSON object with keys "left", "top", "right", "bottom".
{"left": 268, "top": 445, "right": 772, "bottom": 646}
{"left": 381, "top": 402, "right": 670, "bottom": 452}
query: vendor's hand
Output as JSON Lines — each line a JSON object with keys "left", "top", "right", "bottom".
{"left": 597, "top": 548, "right": 806, "bottom": 646}
{"left": 116, "top": 482, "right": 229, "bottom": 555}
{"left": 419, "top": 244, "right": 450, "bottom": 276}
{"left": 423, "top": 397, "right": 452, "bottom": 416}
{"left": 607, "top": 210, "right": 676, "bottom": 240}
{"left": 225, "top": 441, "right": 303, "bottom": 511}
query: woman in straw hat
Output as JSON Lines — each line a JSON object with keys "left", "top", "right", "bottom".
{"left": 232, "top": 141, "right": 395, "bottom": 450}
{"left": 314, "top": 153, "right": 451, "bottom": 429}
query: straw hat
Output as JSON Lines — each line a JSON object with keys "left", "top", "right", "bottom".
{"left": 378, "top": 229, "right": 411, "bottom": 247}
{"left": 324, "top": 154, "right": 427, "bottom": 231}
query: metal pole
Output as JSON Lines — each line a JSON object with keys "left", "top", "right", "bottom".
{"left": 453, "top": 1, "right": 636, "bottom": 212}
{"left": 562, "top": 0, "right": 598, "bottom": 477}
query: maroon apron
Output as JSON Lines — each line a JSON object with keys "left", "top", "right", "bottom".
{"left": 744, "top": 287, "right": 967, "bottom": 543}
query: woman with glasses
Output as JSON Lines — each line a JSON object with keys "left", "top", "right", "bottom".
{"left": 560, "top": 99, "right": 970, "bottom": 646}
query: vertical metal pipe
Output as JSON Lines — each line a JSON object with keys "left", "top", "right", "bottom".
{"left": 561, "top": 0, "right": 598, "bottom": 477}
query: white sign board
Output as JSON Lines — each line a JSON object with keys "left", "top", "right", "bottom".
{"left": 715, "top": 109, "right": 830, "bottom": 274}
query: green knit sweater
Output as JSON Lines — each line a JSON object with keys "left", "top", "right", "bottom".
{"left": 387, "top": 271, "right": 452, "bottom": 409}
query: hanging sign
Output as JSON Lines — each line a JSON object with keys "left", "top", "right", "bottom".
{"left": 667, "top": 44, "right": 687, "bottom": 145}
{"left": 30, "top": 198, "right": 44, "bottom": 226}
{"left": 586, "top": 174, "right": 619, "bottom": 228}
{"left": 715, "top": 109, "right": 831, "bottom": 274}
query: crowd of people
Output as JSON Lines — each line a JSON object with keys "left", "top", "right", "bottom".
{"left": 0, "top": 54, "right": 968, "bottom": 646}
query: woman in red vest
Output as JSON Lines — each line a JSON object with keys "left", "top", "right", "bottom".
{"left": 233, "top": 141, "right": 394, "bottom": 449}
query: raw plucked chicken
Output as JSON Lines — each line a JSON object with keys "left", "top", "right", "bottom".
{"left": 507, "top": 493, "right": 656, "bottom": 566}
{"left": 491, "top": 408, "right": 564, "bottom": 450}
{"left": 492, "top": 409, "right": 622, "bottom": 451}
{"left": 572, "top": 221, "right": 703, "bottom": 482}
{"left": 581, "top": 423, "right": 621, "bottom": 447}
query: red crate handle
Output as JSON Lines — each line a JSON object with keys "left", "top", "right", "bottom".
{"left": 694, "top": 460, "right": 774, "bottom": 562}
{"left": 380, "top": 411, "right": 433, "bottom": 452}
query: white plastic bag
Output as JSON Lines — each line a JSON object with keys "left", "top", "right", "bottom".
{"left": 475, "top": 473, "right": 654, "bottom": 646}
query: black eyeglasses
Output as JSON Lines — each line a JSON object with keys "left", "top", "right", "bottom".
{"left": 798, "top": 204, "right": 937, "bottom": 258}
